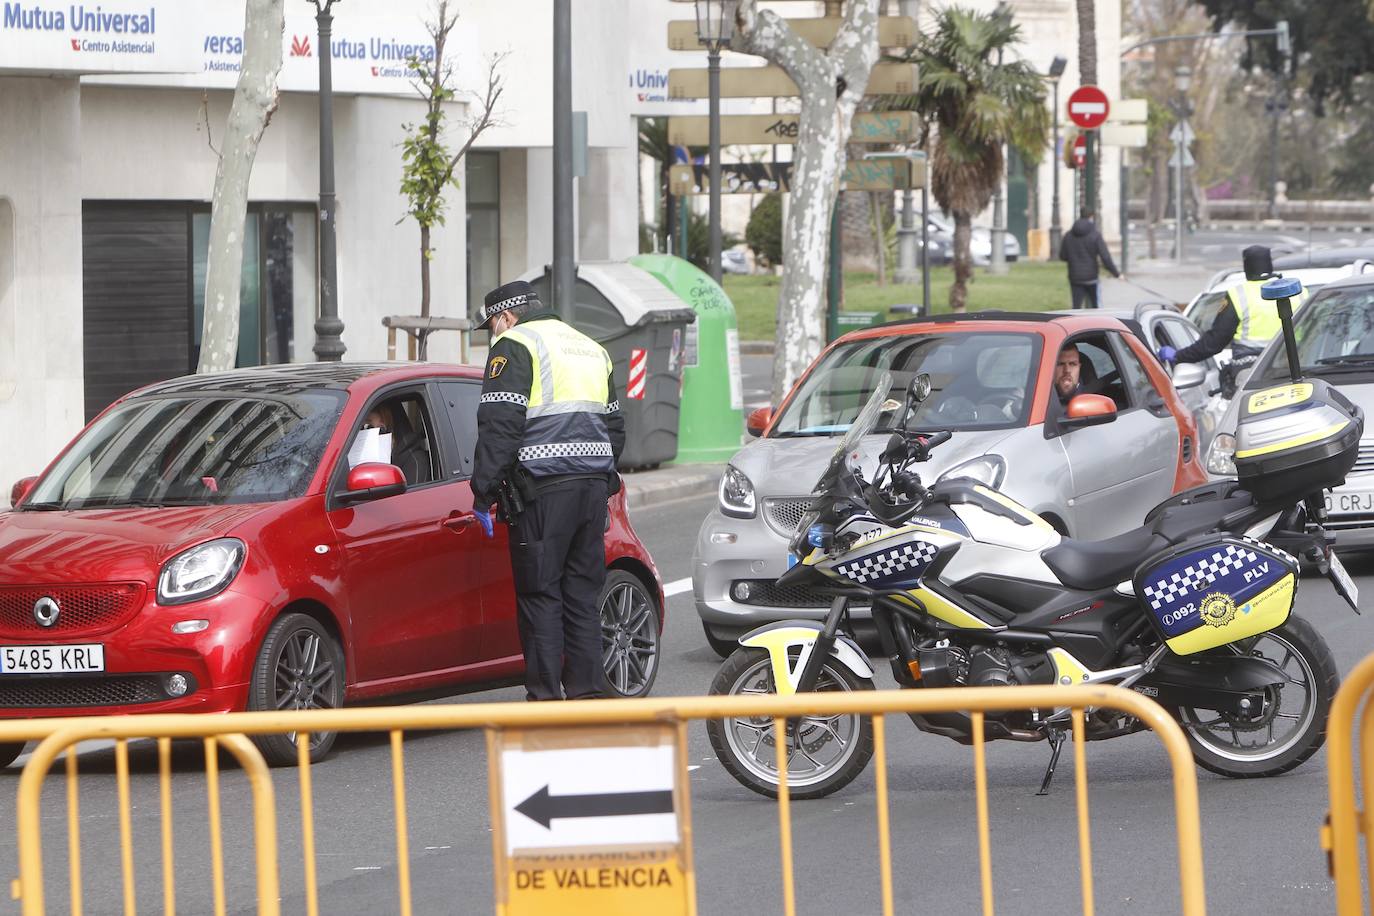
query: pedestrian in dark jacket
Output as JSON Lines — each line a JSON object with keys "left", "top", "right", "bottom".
{"left": 1059, "top": 210, "right": 1121, "bottom": 309}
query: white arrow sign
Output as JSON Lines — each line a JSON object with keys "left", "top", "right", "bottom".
{"left": 500, "top": 737, "right": 679, "bottom": 853}
{"left": 1169, "top": 121, "right": 1196, "bottom": 145}
{"left": 1170, "top": 145, "right": 1196, "bottom": 168}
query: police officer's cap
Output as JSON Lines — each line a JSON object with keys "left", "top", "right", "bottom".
{"left": 1242, "top": 245, "right": 1275, "bottom": 282}
{"left": 478, "top": 280, "right": 540, "bottom": 330}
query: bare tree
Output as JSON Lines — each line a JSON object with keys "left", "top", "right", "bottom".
{"left": 731, "top": 0, "right": 881, "bottom": 404}
{"left": 197, "top": 0, "right": 284, "bottom": 374}
{"left": 400, "top": 1, "right": 505, "bottom": 359}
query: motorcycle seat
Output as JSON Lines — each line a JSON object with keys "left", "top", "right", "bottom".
{"left": 1042, "top": 493, "right": 1260, "bottom": 591}
{"left": 1042, "top": 527, "right": 1166, "bottom": 591}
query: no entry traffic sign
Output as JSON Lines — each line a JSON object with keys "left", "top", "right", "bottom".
{"left": 1067, "top": 85, "right": 1110, "bottom": 130}
{"left": 1072, "top": 134, "right": 1087, "bottom": 168}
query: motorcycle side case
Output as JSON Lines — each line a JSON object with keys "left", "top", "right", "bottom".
{"left": 1233, "top": 379, "right": 1362, "bottom": 503}
{"left": 1133, "top": 535, "right": 1299, "bottom": 655}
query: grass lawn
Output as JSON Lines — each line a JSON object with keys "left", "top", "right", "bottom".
{"left": 722, "top": 262, "right": 1072, "bottom": 341}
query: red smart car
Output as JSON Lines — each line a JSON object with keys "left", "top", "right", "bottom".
{"left": 0, "top": 364, "right": 664, "bottom": 765}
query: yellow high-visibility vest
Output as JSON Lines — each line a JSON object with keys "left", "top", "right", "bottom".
{"left": 494, "top": 318, "right": 617, "bottom": 477}
{"left": 1229, "top": 279, "right": 1309, "bottom": 351}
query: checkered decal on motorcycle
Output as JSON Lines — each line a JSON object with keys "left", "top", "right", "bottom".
{"left": 836, "top": 541, "right": 939, "bottom": 585}
{"left": 1142, "top": 544, "right": 1259, "bottom": 610}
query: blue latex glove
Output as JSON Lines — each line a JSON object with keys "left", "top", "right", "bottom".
{"left": 1158, "top": 345, "right": 1177, "bottom": 364}
{"left": 472, "top": 507, "right": 494, "bottom": 539}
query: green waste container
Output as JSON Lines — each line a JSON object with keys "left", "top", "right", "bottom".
{"left": 630, "top": 254, "right": 745, "bottom": 463}
{"left": 829, "top": 310, "right": 887, "bottom": 342}
{"left": 522, "top": 262, "right": 696, "bottom": 470}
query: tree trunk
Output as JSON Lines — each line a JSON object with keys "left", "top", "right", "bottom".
{"left": 949, "top": 210, "right": 973, "bottom": 312}
{"left": 1075, "top": 0, "right": 1098, "bottom": 217}
{"left": 417, "top": 222, "right": 432, "bottom": 360}
{"left": 733, "top": 0, "right": 880, "bottom": 405}
{"left": 198, "top": 0, "right": 284, "bottom": 374}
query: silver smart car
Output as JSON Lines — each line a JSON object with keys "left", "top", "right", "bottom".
{"left": 693, "top": 312, "right": 1208, "bottom": 655}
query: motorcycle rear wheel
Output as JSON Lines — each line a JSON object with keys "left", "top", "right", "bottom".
{"left": 1172, "top": 615, "right": 1338, "bottom": 778}
{"left": 706, "top": 647, "right": 874, "bottom": 799}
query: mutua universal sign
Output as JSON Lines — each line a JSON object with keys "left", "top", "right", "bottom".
{"left": 0, "top": 1, "right": 196, "bottom": 73}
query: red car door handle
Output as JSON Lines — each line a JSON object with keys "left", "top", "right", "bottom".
{"left": 443, "top": 513, "right": 476, "bottom": 531}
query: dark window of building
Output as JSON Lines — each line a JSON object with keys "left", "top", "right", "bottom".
{"left": 466, "top": 151, "right": 501, "bottom": 321}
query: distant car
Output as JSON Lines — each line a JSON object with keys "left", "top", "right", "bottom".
{"left": 0, "top": 364, "right": 665, "bottom": 766}
{"left": 1205, "top": 273, "right": 1374, "bottom": 547}
{"left": 693, "top": 310, "right": 1208, "bottom": 655}
{"left": 926, "top": 215, "right": 1019, "bottom": 266}
{"left": 722, "top": 249, "right": 751, "bottom": 275}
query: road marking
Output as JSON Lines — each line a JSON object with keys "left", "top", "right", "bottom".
{"left": 353, "top": 866, "right": 383, "bottom": 872}
{"left": 13, "top": 737, "right": 148, "bottom": 768}
{"left": 664, "top": 578, "right": 693, "bottom": 597}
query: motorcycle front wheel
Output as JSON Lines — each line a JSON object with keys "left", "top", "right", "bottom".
{"left": 1172, "top": 615, "right": 1339, "bottom": 778}
{"left": 706, "top": 647, "right": 875, "bottom": 799}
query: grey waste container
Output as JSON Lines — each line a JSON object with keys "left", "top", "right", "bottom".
{"left": 523, "top": 262, "right": 697, "bottom": 470}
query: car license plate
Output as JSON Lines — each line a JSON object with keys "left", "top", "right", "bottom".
{"left": 1327, "top": 550, "right": 1360, "bottom": 614}
{"left": 0, "top": 645, "right": 104, "bottom": 674}
{"left": 1325, "top": 489, "right": 1374, "bottom": 514}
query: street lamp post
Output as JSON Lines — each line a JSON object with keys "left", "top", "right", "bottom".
{"left": 694, "top": 0, "right": 738, "bottom": 284}
{"left": 310, "top": 0, "right": 345, "bottom": 361}
{"left": 1047, "top": 55, "right": 1067, "bottom": 256}
{"left": 553, "top": 0, "right": 574, "bottom": 321}
{"left": 1174, "top": 65, "right": 1192, "bottom": 264}
{"left": 988, "top": 2, "right": 1011, "bottom": 275}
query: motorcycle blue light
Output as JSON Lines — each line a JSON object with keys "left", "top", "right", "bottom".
{"left": 807, "top": 524, "right": 833, "bottom": 548}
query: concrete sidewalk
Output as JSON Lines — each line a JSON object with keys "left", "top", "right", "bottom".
{"left": 1097, "top": 259, "right": 1217, "bottom": 309}
{"left": 622, "top": 462, "right": 725, "bottom": 511}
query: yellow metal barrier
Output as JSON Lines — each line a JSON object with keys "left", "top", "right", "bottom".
{"left": 1326, "top": 651, "right": 1374, "bottom": 914}
{"left": 3, "top": 685, "right": 1206, "bottom": 916}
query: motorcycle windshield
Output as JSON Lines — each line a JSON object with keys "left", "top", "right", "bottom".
{"left": 812, "top": 370, "right": 893, "bottom": 496}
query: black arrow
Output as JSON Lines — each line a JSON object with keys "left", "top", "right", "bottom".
{"left": 514, "top": 785, "right": 674, "bottom": 830}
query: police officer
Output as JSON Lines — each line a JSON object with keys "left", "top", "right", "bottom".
{"left": 1159, "top": 245, "right": 1309, "bottom": 370}
{"left": 470, "top": 280, "right": 625, "bottom": 702}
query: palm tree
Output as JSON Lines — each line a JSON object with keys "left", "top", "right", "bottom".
{"left": 900, "top": 6, "right": 1049, "bottom": 311}
{"left": 1076, "top": 0, "right": 1097, "bottom": 215}
{"left": 638, "top": 117, "right": 676, "bottom": 249}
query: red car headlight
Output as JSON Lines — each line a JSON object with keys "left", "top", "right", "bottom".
{"left": 158, "top": 538, "right": 246, "bottom": 606}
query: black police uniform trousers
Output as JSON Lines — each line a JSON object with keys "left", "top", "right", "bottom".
{"left": 509, "top": 476, "right": 608, "bottom": 701}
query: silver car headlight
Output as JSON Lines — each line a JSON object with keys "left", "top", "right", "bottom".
{"left": 1206, "top": 433, "right": 1237, "bottom": 476}
{"left": 719, "top": 466, "right": 757, "bottom": 519}
{"left": 937, "top": 455, "right": 1006, "bottom": 489}
{"left": 158, "top": 538, "right": 246, "bottom": 605}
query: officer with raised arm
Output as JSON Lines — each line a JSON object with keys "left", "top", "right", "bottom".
{"left": 470, "top": 280, "right": 626, "bottom": 701}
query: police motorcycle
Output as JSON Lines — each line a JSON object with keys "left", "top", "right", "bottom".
{"left": 707, "top": 278, "right": 1362, "bottom": 800}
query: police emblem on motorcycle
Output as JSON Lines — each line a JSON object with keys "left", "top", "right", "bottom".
{"left": 1199, "top": 592, "right": 1237, "bottom": 628}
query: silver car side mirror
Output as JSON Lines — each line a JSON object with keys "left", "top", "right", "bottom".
{"left": 1172, "top": 362, "right": 1207, "bottom": 390}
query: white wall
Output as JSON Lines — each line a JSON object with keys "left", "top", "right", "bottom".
{"left": 0, "top": 78, "right": 85, "bottom": 506}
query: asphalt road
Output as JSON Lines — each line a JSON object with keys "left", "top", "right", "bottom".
{"left": 1, "top": 494, "right": 1370, "bottom": 915}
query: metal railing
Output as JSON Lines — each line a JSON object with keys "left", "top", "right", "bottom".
{"left": 5, "top": 684, "right": 1206, "bottom": 916}
{"left": 1326, "top": 651, "right": 1374, "bottom": 914}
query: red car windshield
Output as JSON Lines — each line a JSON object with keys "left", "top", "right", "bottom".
{"left": 771, "top": 331, "right": 1042, "bottom": 437}
{"left": 25, "top": 392, "right": 346, "bottom": 510}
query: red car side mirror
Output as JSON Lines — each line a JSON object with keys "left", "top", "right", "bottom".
{"left": 9, "top": 477, "right": 36, "bottom": 507}
{"left": 340, "top": 463, "right": 407, "bottom": 505}
{"left": 746, "top": 407, "right": 773, "bottom": 438}
{"left": 1063, "top": 394, "right": 1118, "bottom": 429}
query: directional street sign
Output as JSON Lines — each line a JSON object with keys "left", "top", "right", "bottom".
{"left": 1067, "top": 85, "right": 1110, "bottom": 129}
{"left": 668, "top": 111, "right": 919, "bottom": 147}
{"left": 1169, "top": 121, "right": 1196, "bottom": 145}
{"left": 489, "top": 723, "right": 694, "bottom": 915}
{"left": 1101, "top": 124, "right": 1148, "bottom": 148}
{"left": 668, "top": 62, "right": 917, "bottom": 99}
{"left": 667, "top": 16, "right": 915, "bottom": 51}
{"left": 1169, "top": 145, "right": 1196, "bottom": 168}
{"left": 670, "top": 158, "right": 922, "bottom": 195}
{"left": 1109, "top": 98, "right": 1148, "bottom": 124}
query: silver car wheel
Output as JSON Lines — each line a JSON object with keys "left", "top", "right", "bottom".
{"left": 600, "top": 578, "right": 659, "bottom": 697}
